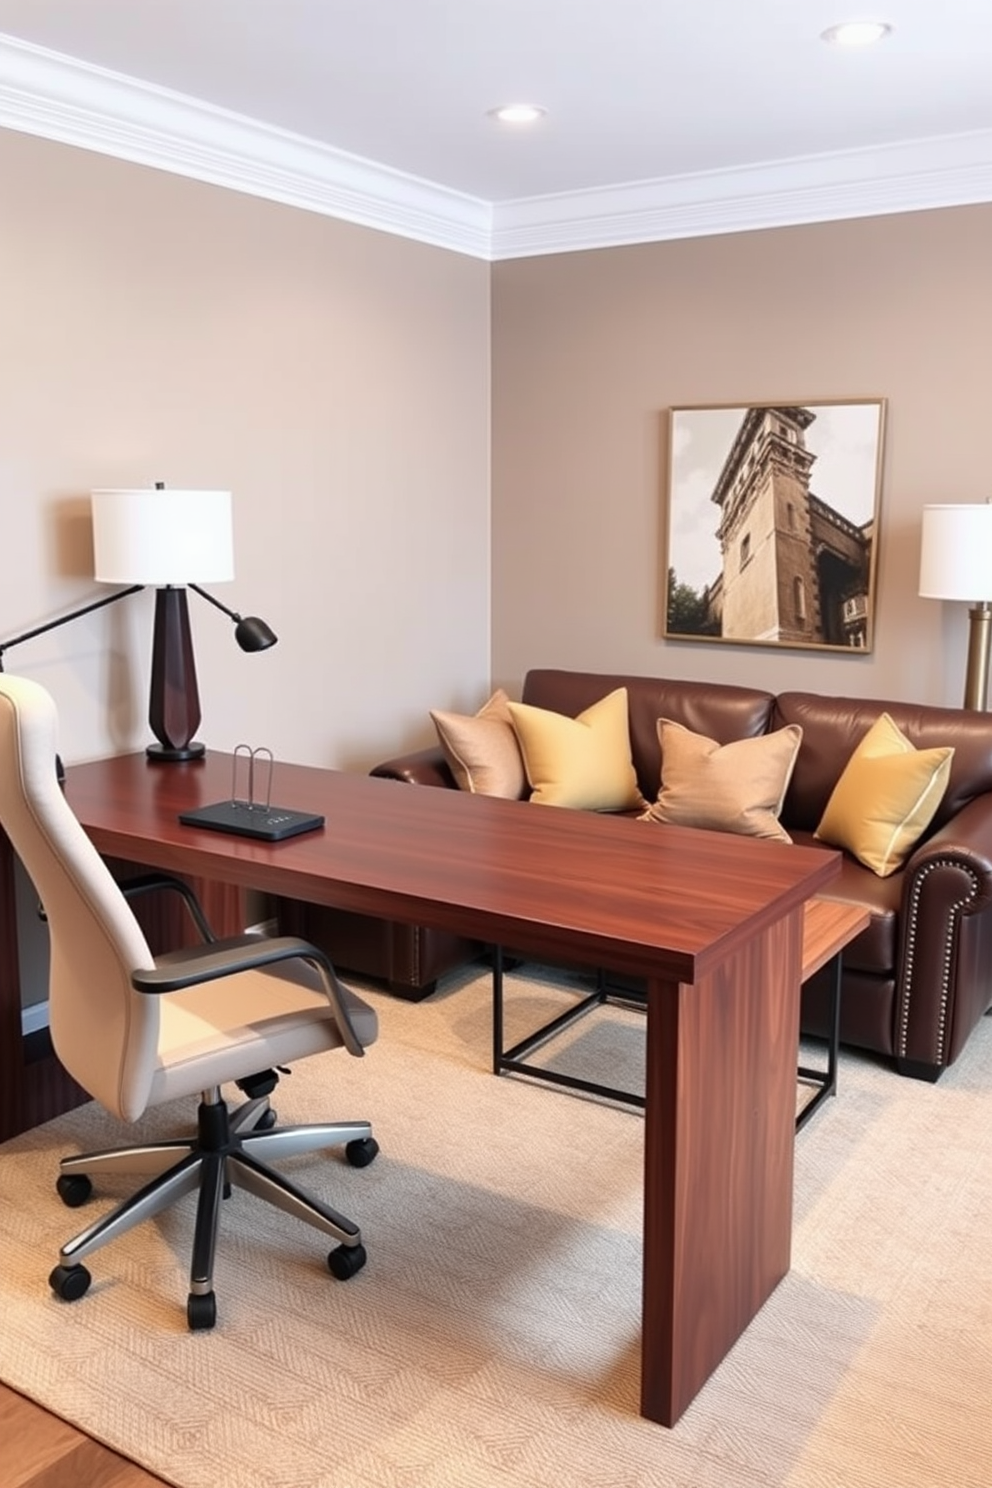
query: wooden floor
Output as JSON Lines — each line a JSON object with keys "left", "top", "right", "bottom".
{"left": 1, "top": 1382, "right": 169, "bottom": 1487}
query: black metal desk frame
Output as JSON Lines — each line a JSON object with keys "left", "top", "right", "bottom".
{"left": 794, "top": 946, "right": 843, "bottom": 1132}
{"left": 492, "top": 944, "right": 845, "bottom": 1133}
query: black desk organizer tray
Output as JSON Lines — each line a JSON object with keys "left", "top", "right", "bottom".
{"left": 178, "top": 746, "right": 324, "bottom": 842}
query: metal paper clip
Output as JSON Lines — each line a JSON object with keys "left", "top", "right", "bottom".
{"left": 230, "top": 745, "right": 274, "bottom": 812}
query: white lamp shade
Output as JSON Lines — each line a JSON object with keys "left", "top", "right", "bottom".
{"left": 919, "top": 504, "right": 992, "bottom": 603}
{"left": 91, "top": 488, "right": 234, "bottom": 585}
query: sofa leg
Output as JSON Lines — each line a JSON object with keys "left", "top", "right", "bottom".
{"left": 895, "top": 1057, "right": 943, "bottom": 1083}
{"left": 387, "top": 979, "right": 437, "bottom": 1002}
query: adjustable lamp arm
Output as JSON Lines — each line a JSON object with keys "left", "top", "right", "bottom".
{"left": 0, "top": 567, "right": 276, "bottom": 766}
{"left": 188, "top": 584, "right": 278, "bottom": 652}
{"left": 0, "top": 584, "right": 145, "bottom": 673}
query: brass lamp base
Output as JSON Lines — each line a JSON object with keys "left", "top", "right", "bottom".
{"left": 964, "top": 603, "right": 992, "bottom": 711}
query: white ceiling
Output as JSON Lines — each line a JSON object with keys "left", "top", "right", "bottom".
{"left": 0, "top": 0, "right": 991, "bottom": 258}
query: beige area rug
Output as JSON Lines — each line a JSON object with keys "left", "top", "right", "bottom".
{"left": 1, "top": 961, "right": 992, "bottom": 1488}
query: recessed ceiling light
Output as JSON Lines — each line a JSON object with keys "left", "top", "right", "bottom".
{"left": 820, "top": 20, "right": 893, "bottom": 47}
{"left": 489, "top": 104, "right": 547, "bottom": 126}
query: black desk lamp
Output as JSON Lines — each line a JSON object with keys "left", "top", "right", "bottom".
{"left": 0, "top": 485, "right": 277, "bottom": 761}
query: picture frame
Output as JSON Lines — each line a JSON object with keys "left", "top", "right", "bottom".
{"left": 663, "top": 398, "right": 886, "bottom": 652}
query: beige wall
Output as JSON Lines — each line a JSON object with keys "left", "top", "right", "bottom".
{"left": 0, "top": 128, "right": 491, "bottom": 771}
{"left": 4, "top": 123, "right": 991, "bottom": 782}
{"left": 491, "top": 207, "right": 992, "bottom": 709}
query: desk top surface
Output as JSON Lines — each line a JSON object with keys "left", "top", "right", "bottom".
{"left": 66, "top": 751, "right": 840, "bottom": 983}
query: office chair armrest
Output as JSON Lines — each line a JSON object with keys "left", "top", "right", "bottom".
{"left": 132, "top": 934, "right": 366, "bottom": 1056}
{"left": 118, "top": 872, "right": 217, "bottom": 943}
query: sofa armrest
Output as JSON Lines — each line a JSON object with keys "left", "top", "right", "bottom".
{"left": 370, "top": 745, "right": 457, "bottom": 790}
{"left": 895, "top": 793, "right": 992, "bottom": 1074}
{"left": 903, "top": 793, "right": 992, "bottom": 914}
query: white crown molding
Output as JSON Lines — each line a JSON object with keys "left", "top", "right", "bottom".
{"left": 490, "top": 130, "right": 992, "bottom": 259}
{"left": 1, "top": 34, "right": 991, "bottom": 264}
{"left": 0, "top": 35, "right": 493, "bottom": 259}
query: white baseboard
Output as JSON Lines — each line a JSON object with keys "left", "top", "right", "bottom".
{"left": 244, "top": 918, "right": 278, "bottom": 938}
{"left": 21, "top": 999, "right": 50, "bottom": 1036}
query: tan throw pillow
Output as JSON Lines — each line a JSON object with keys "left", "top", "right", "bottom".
{"left": 506, "top": 688, "right": 643, "bottom": 810}
{"left": 641, "top": 720, "right": 803, "bottom": 843}
{"left": 430, "top": 688, "right": 528, "bottom": 799}
{"left": 814, "top": 712, "right": 953, "bottom": 876}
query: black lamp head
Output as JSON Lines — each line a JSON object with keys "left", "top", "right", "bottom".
{"left": 187, "top": 586, "right": 277, "bottom": 654}
{"left": 234, "top": 615, "right": 278, "bottom": 652}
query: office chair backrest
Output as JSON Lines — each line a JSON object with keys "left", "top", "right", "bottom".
{"left": 0, "top": 675, "right": 160, "bottom": 1121}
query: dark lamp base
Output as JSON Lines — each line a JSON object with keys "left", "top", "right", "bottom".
{"left": 146, "top": 741, "right": 206, "bottom": 763}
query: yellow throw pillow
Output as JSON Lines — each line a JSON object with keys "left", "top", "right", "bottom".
{"left": 430, "top": 688, "right": 528, "bottom": 799}
{"left": 814, "top": 712, "right": 953, "bottom": 877}
{"left": 640, "top": 720, "right": 802, "bottom": 842}
{"left": 506, "top": 688, "right": 643, "bottom": 810}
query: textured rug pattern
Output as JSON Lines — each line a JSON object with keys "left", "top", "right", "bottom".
{"left": 1, "top": 961, "right": 991, "bottom": 1487}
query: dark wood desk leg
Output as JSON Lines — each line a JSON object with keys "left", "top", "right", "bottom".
{"left": 640, "top": 908, "right": 803, "bottom": 1426}
{"left": 0, "top": 829, "right": 88, "bottom": 1142}
{"left": 0, "top": 841, "right": 248, "bottom": 1143}
{"left": 0, "top": 827, "right": 25, "bottom": 1141}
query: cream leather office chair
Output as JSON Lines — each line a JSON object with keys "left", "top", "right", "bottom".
{"left": 0, "top": 674, "right": 379, "bottom": 1330}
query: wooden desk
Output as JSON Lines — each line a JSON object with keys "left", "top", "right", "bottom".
{"left": 4, "top": 751, "right": 839, "bottom": 1426}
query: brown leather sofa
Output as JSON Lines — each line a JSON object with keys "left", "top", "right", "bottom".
{"left": 284, "top": 669, "right": 992, "bottom": 1081}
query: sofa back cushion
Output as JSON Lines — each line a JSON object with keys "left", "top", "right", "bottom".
{"left": 773, "top": 692, "right": 992, "bottom": 834}
{"left": 521, "top": 670, "right": 776, "bottom": 802}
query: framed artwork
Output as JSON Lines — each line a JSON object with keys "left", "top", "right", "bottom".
{"left": 663, "top": 399, "right": 886, "bottom": 652}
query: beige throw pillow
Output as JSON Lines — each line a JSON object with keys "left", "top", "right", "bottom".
{"left": 506, "top": 688, "right": 643, "bottom": 810}
{"left": 430, "top": 688, "right": 528, "bottom": 799}
{"left": 814, "top": 712, "right": 953, "bottom": 876}
{"left": 641, "top": 720, "right": 803, "bottom": 843}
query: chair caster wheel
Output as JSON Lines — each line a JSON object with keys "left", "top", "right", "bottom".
{"left": 345, "top": 1137, "right": 379, "bottom": 1168}
{"left": 328, "top": 1243, "right": 367, "bottom": 1280}
{"left": 256, "top": 1106, "right": 278, "bottom": 1131}
{"left": 49, "top": 1263, "right": 91, "bottom": 1301}
{"left": 187, "top": 1291, "right": 217, "bottom": 1330}
{"left": 56, "top": 1173, "right": 93, "bottom": 1208}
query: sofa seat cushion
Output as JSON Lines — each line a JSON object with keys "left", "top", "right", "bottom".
{"left": 802, "top": 966, "right": 896, "bottom": 1055}
{"left": 790, "top": 829, "right": 901, "bottom": 973}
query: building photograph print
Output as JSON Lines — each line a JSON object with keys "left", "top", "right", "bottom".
{"left": 663, "top": 400, "right": 885, "bottom": 651}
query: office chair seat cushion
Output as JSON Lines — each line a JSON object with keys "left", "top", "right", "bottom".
{"left": 148, "top": 965, "right": 378, "bottom": 1107}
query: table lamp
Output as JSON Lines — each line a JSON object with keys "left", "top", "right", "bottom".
{"left": 91, "top": 484, "right": 277, "bottom": 760}
{"left": 0, "top": 485, "right": 277, "bottom": 761}
{"left": 918, "top": 502, "right": 992, "bottom": 710}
